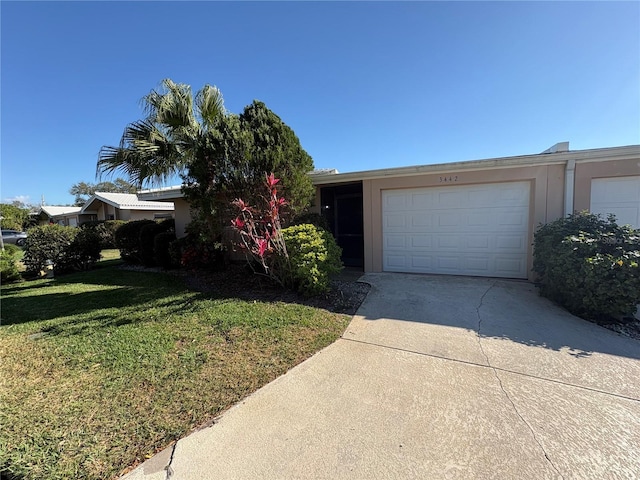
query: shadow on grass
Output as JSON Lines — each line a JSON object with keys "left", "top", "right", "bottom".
{"left": 1, "top": 267, "right": 205, "bottom": 334}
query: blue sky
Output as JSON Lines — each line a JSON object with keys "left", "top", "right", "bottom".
{"left": 2, "top": 1, "right": 639, "bottom": 206}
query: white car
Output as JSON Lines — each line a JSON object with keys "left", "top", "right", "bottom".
{"left": 1, "top": 229, "right": 27, "bottom": 246}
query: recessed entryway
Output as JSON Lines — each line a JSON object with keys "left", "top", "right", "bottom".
{"left": 319, "top": 182, "right": 364, "bottom": 268}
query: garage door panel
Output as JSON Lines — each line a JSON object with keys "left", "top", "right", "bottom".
{"left": 383, "top": 182, "right": 530, "bottom": 278}
{"left": 590, "top": 176, "right": 640, "bottom": 229}
{"left": 411, "top": 214, "right": 432, "bottom": 227}
{"left": 384, "top": 194, "right": 407, "bottom": 210}
{"left": 411, "top": 193, "right": 436, "bottom": 209}
{"left": 384, "top": 215, "right": 406, "bottom": 229}
{"left": 496, "top": 235, "right": 526, "bottom": 251}
{"left": 466, "top": 236, "right": 490, "bottom": 249}
{"left": 411, "top": 236, "right": 433, "bottom": 248}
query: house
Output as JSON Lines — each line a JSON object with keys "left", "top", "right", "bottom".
{"left": 312, "top": 142, "right": 639, "bottom": 281}
{"left": 138, "top": 143, "right": 640, "bottom": 282}
{"left": 79, "top": 192, "right": 175, "bottom": 222}
{"left": 37, "top": 205, "right": 87, "bottom": 226}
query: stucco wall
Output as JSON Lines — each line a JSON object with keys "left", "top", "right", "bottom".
{"left": 358, "top": 164, "right": 565, "bottom": 281}
{"left": 173, "top": 198, "right": 191, "bottom": 238}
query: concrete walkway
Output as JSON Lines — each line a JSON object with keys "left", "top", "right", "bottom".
{"left": 123, "top": 273, "right": 640, "bottom": 480}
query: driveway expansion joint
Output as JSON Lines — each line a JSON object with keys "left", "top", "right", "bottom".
{"left": 164, "top": 442, "right": 177, "bottom": 480}
{"left": 475, "top": 282, "right": 566, "bottom": 480}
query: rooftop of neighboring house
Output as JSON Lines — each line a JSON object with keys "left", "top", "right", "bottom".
{"left": 39, "top": 205, "right": 82, "bottom": 217}
{"left": 80, "top": 192, "right": 175, "bottom": 213}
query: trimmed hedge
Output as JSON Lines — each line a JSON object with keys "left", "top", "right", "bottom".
{"left": 154, "top": 231, "right": 178, "bottom": 269}
{"left": 22, "top": 224, "right": 101, "bottom": 275}
{"left": 114, "top": 220, "right": 156, "bottom": 264}
{"left": 281, "top": 224, "right": 343, "bottom": 296}
{"left": 115, "top": 219, "right": 176, "bottom": 266}
{"left": 80, "top": 220, "right": 126, "bottom": 249}
{"left": 533, "top": 212, "right": 640, "bottom": 320}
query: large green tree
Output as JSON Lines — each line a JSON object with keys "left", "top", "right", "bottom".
{"left": 0, "top": 204, "right": 30, "bottom": 231}
{"left": 97, "top": 79, "right": 315, "bottom": 237}
{"left": 69, "top": 178, "right": 137, "bottom": 206}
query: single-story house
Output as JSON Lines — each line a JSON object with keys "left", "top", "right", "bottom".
{"left": 79, "top": 192, "right": 175, "bottom": 222}
{"left": 138, "top": 142, "right": 640, "bottom": 281}
{"left": 37, "top": 205, "right": 88, "bottom": 226}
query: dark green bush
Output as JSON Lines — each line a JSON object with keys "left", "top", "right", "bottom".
{"left": 154, "top": 231, "right": 178, "bottom": 269}
{"left": 22, "top": 224, "right": 78, "bottom": 274}
{"left": 179, "top": 220, "right": 226, "bottom": 270}
{"left": 139, "top": 223, "right": 167, "bottom": 267}
{"left": 281, "top": 224, "right": 343, "bottom": 296}
{"left": 67, "top": 228, "right": 102, "bottom": 271}
{"left": 290, "top": 212, "right": 330, "bottom": 231}
{"left": 81, "top": 220, "right": 126, "bottom": 249}
{"left": 533, "top": 212, "right": 640, "bottom": 320}
{"left": 1, "top": 245, "right": 22, "bottom": 283}
{"left": 114, "top": 220, "right": 155, "bottom": 264}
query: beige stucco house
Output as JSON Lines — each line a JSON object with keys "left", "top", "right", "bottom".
{"left": 80, "top": 192, "right": 174, "bottom": 222}
{"left": 139, "top": 143, "right": 640, "bottom": 281}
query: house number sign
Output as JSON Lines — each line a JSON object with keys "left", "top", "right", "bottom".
{"left": 439, "top": 175, "right": 458, "bottom": 183}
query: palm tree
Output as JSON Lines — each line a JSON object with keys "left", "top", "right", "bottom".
{"left": 97, "top": 79, "right": 226, "bottom": 187}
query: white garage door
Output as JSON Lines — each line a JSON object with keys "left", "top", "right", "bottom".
{"left": 383, "top": 181, "right": 530, "bottom": 278}
{"left": 590, "top": 176, "right": 640, "bottom": 229}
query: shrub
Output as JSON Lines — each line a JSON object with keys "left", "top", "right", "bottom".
{"left": 154, "top": 231, "right": 178, "bottom": 269}
{"left": 290, "top": 211, "right": 330, "bottom": 231}
{"left": 81, "top": 220, "right": 126, "bottom": 249}
{"left": 22, "top": 224, "right": 78, "bottom": 274}
{"left": 1, "top": 245, "right": 22, "bottom": 283}
{"left": 139, "top": 223, "right": 167, "bottom": 267}
{"left": 114, "top": 220, "right": 155, "bottom": 264}
{"left": 282, "top": 224, "right": 343, "bottom": 296}
{"left": 67, "top": 228, "right": 102, "bottom": 271}
{"left": 533, "top": 212, "right": 640, "bottom": 320}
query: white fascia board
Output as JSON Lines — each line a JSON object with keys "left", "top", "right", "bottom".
{"left": 311, "top": 145, "right": 640, "bottom": 186}
{"left": 137, "top": 186, "right": 184, "bottom": 201}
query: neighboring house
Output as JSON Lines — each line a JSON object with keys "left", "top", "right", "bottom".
{"left": 37, "top": 205, "right": 88, "bottom": 226}
{"left": 80, "top": 192, "right": 175, "bottom": 222}
{"left": 138, "top": 143, "right": 640, "bottom": 282}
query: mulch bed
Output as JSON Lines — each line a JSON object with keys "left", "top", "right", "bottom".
{"left": 171, "top": 264, "right": 371, "bottom": 316}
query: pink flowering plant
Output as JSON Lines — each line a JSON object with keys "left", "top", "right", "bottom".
{"left": 231, "top": 173, "right": 290, "bottom": 284}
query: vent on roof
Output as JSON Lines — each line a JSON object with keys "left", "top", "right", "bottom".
{"left": 541, "top": 142, "right": 569, "bottom": 154}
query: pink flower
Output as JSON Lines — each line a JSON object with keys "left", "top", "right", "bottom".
{"left": 265, "top": 173, "right": 280, "bottom": 188}
{"left": 231, "top": 217, "right": 245, "bottom": 229}
{"left": 232, "top": 198, "right": 250, "bottom": 212}
{"left": 256, "top": 238, "right": 269, "bottom": 258}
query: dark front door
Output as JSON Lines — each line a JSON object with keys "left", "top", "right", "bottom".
{"left": 320, "top": 182, "right": 364, "bottom": 268}
{"left": 334, "top": 194, "right": 364, "bottom": 267}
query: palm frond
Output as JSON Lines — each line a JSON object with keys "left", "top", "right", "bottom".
{"left": 196, "top": 84, "right": 225, "bottom": 130}
{"left": 144, "top": 78, "right": 198, "bottom": 131}
{"left": 97, "top": 119, "right": 188, "bottom": 188}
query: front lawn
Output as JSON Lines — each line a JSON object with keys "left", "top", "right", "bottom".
{"left": 0, "top": 262, "right": 349, "bottom": 480}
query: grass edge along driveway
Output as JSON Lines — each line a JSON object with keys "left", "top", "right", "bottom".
{"left": 0, "top": 264, "right": 349, "bottom": 480}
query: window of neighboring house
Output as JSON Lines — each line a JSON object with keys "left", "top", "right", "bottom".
{"left": 154, "top": 214, "right": 173, "bottom": 220}
{"left": 107, "top": 214, "right": 115, "bottom": 220}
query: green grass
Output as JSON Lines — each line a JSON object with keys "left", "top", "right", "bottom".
{"left": 0, "top": 264, "right": 349, "bottom": 480}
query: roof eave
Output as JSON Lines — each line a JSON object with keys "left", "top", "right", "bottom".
{"left": 311, "top": 144, "right": 640, "bottom": 185}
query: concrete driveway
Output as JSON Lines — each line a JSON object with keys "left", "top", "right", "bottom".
{"left": 124, "top": 273, "right": 640, "bottom": 480}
